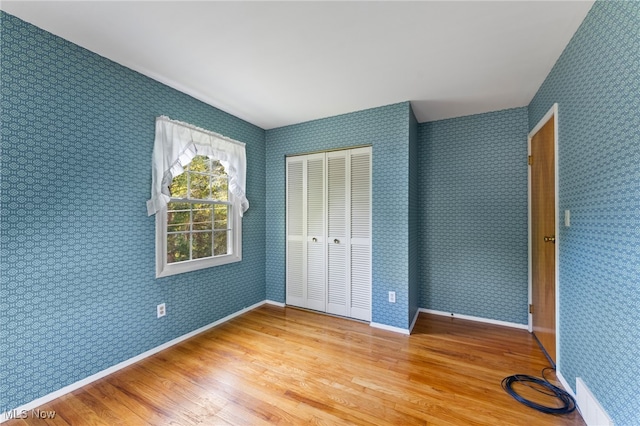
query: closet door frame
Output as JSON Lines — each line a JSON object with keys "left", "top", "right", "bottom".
{"left": 286, "top": 146, "right": 371, "bottom": 321}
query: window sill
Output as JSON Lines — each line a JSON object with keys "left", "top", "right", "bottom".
{"left": 156, "top": 253, "right": 241, "bottom": 278}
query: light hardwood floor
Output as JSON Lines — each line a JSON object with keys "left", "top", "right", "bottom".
{"left": 7, "top": 305, "right": 585, "bottom": 425}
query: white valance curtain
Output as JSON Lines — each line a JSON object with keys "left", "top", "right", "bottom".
{"left": 147, "top": 116, "right": 249, "bottom": 216}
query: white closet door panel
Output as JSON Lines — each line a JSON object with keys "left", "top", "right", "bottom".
{"left": 306, "top": 154, "right": 326, "bottom": 311}
{"left": 307, "top": 242, "right": 325, "bottom": 311}
{"left": 286, "top": 240, "right": 304, "bottom": 306}
{"left": 327, "top": 151, "right": 348, "bottom": 316}
{"left": 286, "top": 158, "right": 306, "bottom": 308}
{"left": 350, "top": 244, "right": 371, "bottom": 321}
{"left": 349, "top": 147, "right": 371, "bottom": 320}
{"left": 350, "top": 151, "right": 371, "bottom": 240}
{"left": 327, "top": 154, "right": 347, "bottom": 238}
{"left": 307, "top": 157, "right": 325, "bottom": 238}
{"left": 327, "top": 243, "right": 347, "bottom": 316}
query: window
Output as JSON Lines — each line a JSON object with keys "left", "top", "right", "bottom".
{"left": 156, "top": 155, "right": 241, "bottom": 277}
{"left": 147, "top": 116, "right": 248, "bottom": 278}
{"left": 166, "top": 156, "right": 230, "bottom": 262}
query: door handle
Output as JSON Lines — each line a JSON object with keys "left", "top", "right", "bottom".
{"left": 312, "top": 237, "right": 317, "bottom": 242}
{"left": 544, "top": 235, "right": 556, "bottom": 243}
{"left": 334, "top": 239, "right": 340, "bottom": 244}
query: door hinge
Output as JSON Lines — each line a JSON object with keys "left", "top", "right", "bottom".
{"left": 528, "top": 155, "right": 533, "bottom": 166}
{"left": 529, "top": 304, "right": 534, "bottom": 314}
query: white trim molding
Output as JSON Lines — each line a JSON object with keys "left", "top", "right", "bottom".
{"left": 264, "top": 300, "right": 286, "bottom": 307}
{"left": 556, "top": 370, "right": 575, "bottom": 399}
{"left": 575, "top": 377, "right": 614, "bottom": 426}
{"left": 420, "top": 308, "right": 529, "bottom": 330}
{"left": 370, "top": 322, "right": 411, "bottom": 335}
{"left": 1, "top": 300, "right": 270, "bottom": 424}
{"left": 527, "top": 102, "right": 561, "bottom": 368}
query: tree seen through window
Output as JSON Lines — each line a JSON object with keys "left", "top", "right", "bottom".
{"left": 166, "top": 156, "right": 231, "bottom": 264}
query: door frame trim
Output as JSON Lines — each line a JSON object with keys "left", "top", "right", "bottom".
{"left": 527, "top": 103, "right": 560, "bottom": 366}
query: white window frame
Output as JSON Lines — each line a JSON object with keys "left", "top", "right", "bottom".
{"left": 147, "top": 116, "right": 248, "bottom": 278}
{"left": 155, "top": 163, "right": 242, "bottom": 278}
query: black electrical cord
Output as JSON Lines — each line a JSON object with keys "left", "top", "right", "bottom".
{"left": 501, "top": 367, "right": 577, "bottom": 415}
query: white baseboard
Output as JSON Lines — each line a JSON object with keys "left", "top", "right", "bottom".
{"left": 370, "top": 321, "right": 410, "bottom": 335}
{"left": 264, "top": 300, "right": 286, "bottom": 307}
{"left": 575, "top": 377, "right": 614, "bottom": 426}
{"left": 568, "top": 375, "right": 616, "bottom": 426}
{"left": 419, "top": 308, "right": 528, "bottom": 330}
{"left": 1, "top": 300, "right": 269, "bottom": 424}
{"left": 556, "top": 370, "right": 575, "bottom": 398}
{"left": 371, "top": 310, "right": 420, "bottom": 335}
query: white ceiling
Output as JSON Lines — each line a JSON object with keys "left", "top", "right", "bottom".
{"left": 2, "top": 1, "right": 594, "bottom": 130}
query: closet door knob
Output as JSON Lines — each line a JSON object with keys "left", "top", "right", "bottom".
{"left": 334, "top": 239, "right": 340, "bottom": 244}
{"left": 312, "top": 237, "right": 317, "bottom": 242}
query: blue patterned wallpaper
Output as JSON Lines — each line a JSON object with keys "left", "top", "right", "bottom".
{"left": 408, "top": 107, "right": 419, "bottom": 325}
{"left": 265, "top": 103, "right": 412, "bottom": 329}
{"left": 5, "top": 2, "right": 637, "bottom": 422}
{"left": 528, "top": 2, "right": 639, "bottom": 424}
{"left": 0, "top": 12, "right": 266, "bottom": 413}
{"left": 418, "top": 107, "right": 529, "bottom": 324}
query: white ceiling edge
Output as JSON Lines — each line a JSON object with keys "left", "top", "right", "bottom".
{"left": 1, "top": 1, "right": 595, "bottom": 130}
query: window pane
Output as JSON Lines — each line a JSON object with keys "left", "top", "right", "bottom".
{"left": 190, "top": 156, "right": 211, "bottom": 173}
{"left": 168, "top": 202, "right": 190, "bottom": 211}
{"left": 192, "top": 232, "right": 212, "bottom": 259}
{"left": 214, "top": 230, "right": 228, "bottom": 256}
{"left": 192, "top": 204, "right": 212, "bottom": 230}
{"left": 212, "top": 160, "right": 225, "bottom": 174}
{"left": 169, "top": 173, "right": 188, "bottom": 198}
{"left": 211, "top": 175, "right": 228, "bottom": 201}
{"left": 167, "top": 233, "right": 190, "bottom": 264}
{"left": 167, "top": 204, "right": 190, "bottom": 230}
{"left": 168, "top": 224, "right": 189, "bottom": 233}
{"left": 164, "top": 156, "right": 236, "bottom": 270}
{"left": 214, "top": 204, "right": 228, "bottom": 230}
{"left": 189, "top": 173, "right": 210, "bottom": 199}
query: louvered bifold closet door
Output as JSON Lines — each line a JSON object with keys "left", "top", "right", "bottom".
{"left": 349, "top": 147, "right": 372, "bottom": 321}
{"left": 287, "top": 148, "right": 370, "bottom": 320}
{"left": 326, "top": 151, "right": 349, "bottom": 317}
{"left": 286, "top": 157, "right": 306, "bottom": 308}
{"left": 305, "top": 153, "right": 326, "bottom": 312}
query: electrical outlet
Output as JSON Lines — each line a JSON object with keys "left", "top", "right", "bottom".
{"left": 157, "top": 303, "right": 166, "bottom": 318}
{"left": 388, "top": 291, "right": 396, "bottom": 303}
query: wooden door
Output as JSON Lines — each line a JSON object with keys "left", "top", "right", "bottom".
{"left": 530, "top": 116, "right": 556, "bottom": 363}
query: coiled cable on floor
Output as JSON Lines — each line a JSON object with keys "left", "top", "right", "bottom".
{"left": 501, "top": 367, "right": 577, "bottom": 415}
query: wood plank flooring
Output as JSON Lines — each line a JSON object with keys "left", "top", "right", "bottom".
{"left": 6, "top": 305, "right": 585, "bottom": 425}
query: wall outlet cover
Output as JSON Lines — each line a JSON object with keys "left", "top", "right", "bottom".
{"left": 157, "top": 303, "right": 166, "bottom": 318}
